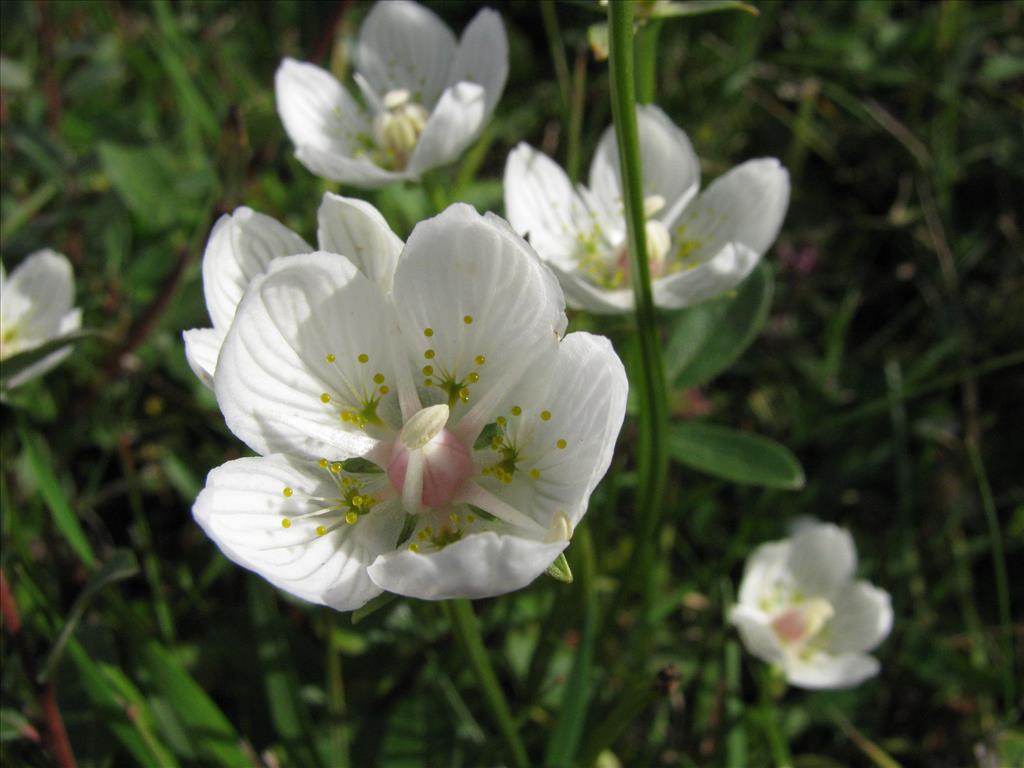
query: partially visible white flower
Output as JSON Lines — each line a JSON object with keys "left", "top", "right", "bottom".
{"left": 193, "top": 204, "right": 627, "bottom": 610}
{"left": 183, "top": 194, "right": 401, "bottom": 388}
{"left": 504, "top": 105, "right": 790, "bottom": 314}
{"left": 0, "top": 249, "right": 81, "bottom": 389}
{"left": 729, "top": 521, "right": 893, "bottom": 690}
{"left": 275, "top": 1, "right": 508, "bottom": 188}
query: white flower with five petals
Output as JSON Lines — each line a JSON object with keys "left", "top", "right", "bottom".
{"left": 192, "top": 204, "right": 627, "bottom": 610}
{"left": 183, "top": 194, "right": 402, "bottom": 388}
{"left": 275, "top": 1, "right": 508, "bottom": 188}
{"left": 1, "top": 249, "right": 82, "bottom": 390}
{"left": 504, "top": 105, "right": 790, "bottom": 314}
{"left": 729, "top": 521, "right": 893, "bottom": 690}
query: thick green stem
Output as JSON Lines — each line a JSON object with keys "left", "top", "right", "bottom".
{"left": 634, "top": 20, "right": 662, "bottom": 102}
{"left": 445, "top": 600, "right": 529, "bottom": 768}
{"left": 608, "top": 0, "right": 670, "bottom": 619}
{"left": 758, "top": 667, "right": 792, "bottom": 768}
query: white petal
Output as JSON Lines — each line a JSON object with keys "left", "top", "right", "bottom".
{"left": 827, "top": 581, "right": 893, "bottom": 655}
{"left": 405, "top": 82, "right": 486, "bottom": 177}
{"left": 295, "top": 146, "right": 407, "bottom": 188}
{"left": 448, "top": 8, "right": 508, "bottom": 117}
{"left": 391, "top": 204, "right": 566, "bottom": 425}
{"left": 784, "top": 652, "right": 881, "bottom": 690}
{"left": 182, "top": 327, "right": 222, "bottom": 390}
{"left": 673, "top": 158, "right": 790, "bottom": 263}
{"left": 3, "top": 307, "right": 82, "bottom": 389}
{"left": 1, "top": 249, "right": 74, "bottom": 342}
{"left": 728, "top": 604, "right": 784, "bottom": 665}
{"left": 317, "top": 193, "right": 403, "bottom": 292}
{"left": 651, "top": 241, "right": 760, "bottom": 310}
{"left": 503, "top": 143, "right": 594, "bottom": 272}
{"left": 787, "top": 523, "right": 857, "bottom": 599}
{"left": 193, "top": 454, "right": 403, "bottom": 611}
{"left": 737, "top": 541, "right": 792, "bottom": 608}
{"left": 589, "top": 105, "right": 700, "bottom": 222}
{"left": 202, "top": 208, "right": 311, "bottom": 333}
{"left": 366, "top": 531, "right": 566, "bottom": 600}
{"left": 473, "top": 332, "right": 627, "bottom": 531}
{"left": 549, "top": 263, "right": 635, "bottom": 314}
{"left": 275, "top": 58, "right": 371, "bottom": 159}
{"left": 215, "top": 252, "right": 399, "bottom": 459}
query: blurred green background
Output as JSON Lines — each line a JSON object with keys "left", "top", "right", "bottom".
{"left": 1, "top": 1, "right": 1021, "bottom": 766}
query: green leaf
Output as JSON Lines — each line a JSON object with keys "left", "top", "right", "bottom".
{"left": 38, "top": 549, "right": 139, "bottom": 683}
{"left": 16, "top": 423, "right": 97, "bottom": 568}
{"left": 139, "top": 642, "right": 252, "bottom": 767}
{"left": 0, "top": 330, "right": 99, "bottom": 386}
{"left": 340, "top": 456, "right": 382, "bottom": 474}
{"left": 545, "top": 552, "right": 574, "bottom": 583}
{"left": 647, "top": 0, "right": 760, "bottom": 19}
{"left": 667, "top": 262, "right": 774, "bottom": 389}
{"left": 0, "top": 708, "right": 36, "bottom": 742}
{"left": 668, "top": 422, "right": 805, "bottom": 489}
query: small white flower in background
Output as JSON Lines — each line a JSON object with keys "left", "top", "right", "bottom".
{"left": 504, "top": 105, "right": 790, "bottom": 314}
{"left": 183, "top": 193, "right": 401, "bottom": 388}
{"left": 192, "top": 203, "right": 627, "bottom": 610}
{"left": 729, "top": 521, "right": 893, "bottom": 690}
{"left": 0, "top": 249, "right": 82, "bottom": 390}
{"left": 275, "top": 0, "right": 508, "bottom": 188}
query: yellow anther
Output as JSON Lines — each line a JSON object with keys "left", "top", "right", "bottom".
{"left": 450, "top": 512, "right": 460, "bottom": 524}
{"left": 557, "top": 439, "right": 567, "bottom": 449}
{"left": 345, "top": 511, "right": 359, "bottom": 525}
{"left": 458, "top": 387, "right": 470, "bottom": 402}
{"left": 325, "top": 353, "right": 336, "bottom": 363}
{"left": 424, "top": 378, "right": 433, "bottom": 387}
{"left": 330, "top": 462, "right": 343, "bottom": 473}
{"left": 530, "top": 469, "right": 541, "bottom": 480}
{"left": 316, "top": 526, "right": 327, "bottom": 537}
{"left": 424, "top": 349, "right": 435, "bottom": 359}
{"left": 475, "top": 355, "right": 486, "bottom": 366}
{"left": 496, "top": 416, "right": 506, "bottom": 426}
{"left": 466, "top": 514, "right": 476, "bottom": 524}
{"left": 320, "top": 393, "right": 331, "bottom": 403}
{"left": 467, "top": 372, "right": 480, "bottom": 384}
{"left": 358, "top": 353, "right": 369, "bottom": 364}
{"left": 319, "top": 458, "right": 329, "bottom": 468}
{"left": 379, "top": 385, "right": 390, "bottom": 394}
{"left": 463, "top": 315, "right": 473, "bottom": 325}
{"left": 511, "top": 406, "right": 522, "bottom": 416}
{"left": 424, "top": 327, "right": 434, "bottom": 337}
{"left": 417, "top": 530, "right": 429, "bottom": 541}
{"left": 373, "top": 373, "right": 385, "bottom": 384}
{"left": 409, "top": 543, "right": 420, "bottom": 553}
{"left": 422, "top": 365, "right": 434, "bottom": 376}
{"left": 541, "top": 410, "right": 551, "bottom": 421}
{"left": 282, "top": 487, "right": 293, "bottom": 497}
{"left": 281, "top": 518, "right": 292, "bottom": 528}
{"left": 352, "top": 495, "right": 364, "bottom": 507}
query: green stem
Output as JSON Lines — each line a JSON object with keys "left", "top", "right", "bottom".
{"left": 634, "top": 19, "right": 662, "bottom": 103}
{"left": 758, "top": 667, "right": 792, "bottom": 768}
{"left": 540, "top": 0, "right": 572, "bottom": 117}
{"left": 326, "top": 619, "right": 351, "bottom": 768}
{"left": 445, "top": 600, "right": 529, "bottom": 768}
{"left": 607, "top": 0, "right": 670, "bottom": 620}
{"left": 965, "top": 437, "right": 1014, "bottom": 714}
{"left": 422, "top": 174, "right": 447, "bottom": 214}
{"left": 567, "top": 48, "right": 587, "bottom": 184}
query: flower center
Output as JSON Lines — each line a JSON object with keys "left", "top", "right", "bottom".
{"left": 770, "top": 597, "right": 834, "bottom": 648}
{"left": 387, "top": 404, "right": 475, "bottom": 510}
{"left": 607, "top": 195, "right": 673, "bottom": 287}
{"left": 0, "top": 323, "right": 20, "bottom": 360}
{"left": 372, "top": 89, "right": 429, "bottom": 169}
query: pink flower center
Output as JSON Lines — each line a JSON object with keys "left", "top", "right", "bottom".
{"left": 387, "top": 427, "right": 475, "bottom": 509}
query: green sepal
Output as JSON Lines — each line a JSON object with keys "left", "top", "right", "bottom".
{"left": 546, "top": 552, "right": 574, "bottom": 583}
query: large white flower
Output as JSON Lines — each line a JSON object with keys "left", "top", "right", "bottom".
{"left": 729, "top": 521, "right": 893, "bottom": 690}
{"left": 275, "top": 1, "right": 508, "bottom": 188}
{"left": 504, "top": 105, "right": 790, "bottom": 314}
{"left": 192, "top": 204, "right": 627, "bottom": 610}
{"left": 183, "top": 194, "right": 401, "bottom": 388}
{"left": 0, "top": 249, "right": 82, "bottom": 389}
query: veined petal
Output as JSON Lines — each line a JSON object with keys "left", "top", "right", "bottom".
{"left": 317, "top": 193, "right": 403, "bottom": 292}
{"left": 275, "top": 58, "right": 371, "bottom": 158}
{"left": 504, "top": 143, "right": 595, "bottom": 272}
{"left": 392, "top": 204, "right": 566, "bottom": 428}
{"left": 294, "top": 146, "right": 407, "bottom": 188}
{"left": 193, "top": 454, "right": 404, "bottom": 611}
{"left": 549, "top": 263, "right": 635, "bottom": 314}
{"left": 357, "top": 0, "right": 456, "bottom": 109}
{"left": 215, "top": 252, "right": 400, "bottom": 459}
{"left": 784, "top": 652, "right": 881, "bottom": 690}
{"left": 729, "top": 605, "right": 784, "bottom": 665}
{"left": 405, "top": 82, "right": 486, "bottom": 177}
{"left": 672, "top": 158, "right": 790, "bottom": 263}
{"left": 1, "top": 249, "right": 74, "bottom": 342}
{"left": 448, "top": 7, "right": 508, "bottom": 117}
{"left": 737, "top": 540, "right": 791, "bottom": 608}
{"left": 183, "top": 327, "right": 222, "bottom": 390}
{"left": 827, "top": 581, "right": 894, "bottom": 655}
{"left": 651, "top": 242, "right": 760, "bottom": 310}
{"left": 366, "top": 531, "right": 566, "bottom": 600}
{"left": 203, "top": 208, "right": 311, "bottom": 333}
{"left": 787, "top": 523, "right": 857, "bottom": 599}
{"left": 473, "top": 332, "right": 627, "bottom": 532}
{"left": 589, "top": 105, "right": 700, "bottom": 223}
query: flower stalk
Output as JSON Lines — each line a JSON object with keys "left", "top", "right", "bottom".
{"left": 607, "top": 0, "right": 670, "bottom": 614}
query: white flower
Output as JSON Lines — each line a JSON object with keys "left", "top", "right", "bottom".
{"left": 183, "top": 194, "right": 401, "bottom": 388}
{"left": 504, "top": 105, "right": 790, "bottom": 314}
{"left": 0, "top": 249, "right": 82, "bottom": 389}
{"left": 729, "top": 521, "right": 893, "bottom": 690}
{"left": 192, "top": 204, "right": 627, "bottom": 610}
{"left": 275, "top": 1, "right": 508, "bottom": 188}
